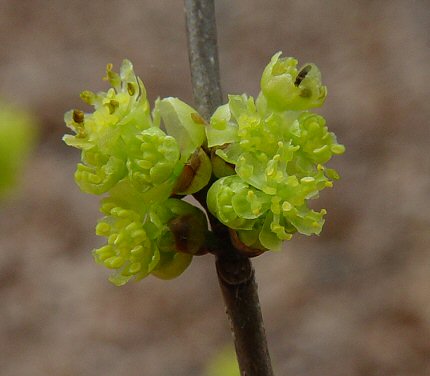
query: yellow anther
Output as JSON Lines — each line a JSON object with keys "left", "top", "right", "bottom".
{"left": 127, "top": 82, "right": 136, "bottom": 96}
{"left": 73, "top": 109, "right": 85, "bottom": 123}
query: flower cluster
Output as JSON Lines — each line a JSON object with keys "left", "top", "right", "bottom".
{"left": 94, "top": 182, "right": 207, "bottom": 285}
{"left": 64, "top": 53, "right": 344, "bottom": 284}
{"left": 206, "top": 52, "right": 344, "bottom": 251}
{"left": 64, "top": 60, "right": 209, "bottom": 285}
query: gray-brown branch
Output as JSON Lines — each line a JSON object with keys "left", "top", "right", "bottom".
{"left": 184, "top": 0, "right": 222, "bottom": 120}
{"left": 184, "top": 1, "right": 274, "bottom": 374}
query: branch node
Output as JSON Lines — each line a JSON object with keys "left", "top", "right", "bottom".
{"left": 216, "top": 254, "right": 253, "bottom": 285}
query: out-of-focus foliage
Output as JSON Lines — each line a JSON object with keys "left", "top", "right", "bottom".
{"left": 206, "top": 346, "right": 239, "bottom": 376}
{"left": 0, "top": 101, "right": 37, "bottom": 200}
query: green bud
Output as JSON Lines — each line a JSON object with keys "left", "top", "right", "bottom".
{"left": 173, "top": 148, "right": 212, "bottom": 195}
{"left": 155, "top": 97, "right": 206, "bottom": 162}
{"left": 260, "top": 52, "right": 327, "bottom": 111}
{"left": 151, "top": 251, "right": 193, "bottom": 280}
{"left": 168, "top": 212, "right": 208, "bottom": 255}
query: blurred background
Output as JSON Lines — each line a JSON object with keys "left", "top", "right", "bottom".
{"left": 0, "top": 1, "right": 429, "bottom": 375}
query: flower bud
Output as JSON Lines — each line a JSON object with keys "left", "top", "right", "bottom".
{"left": 260, "top": 52, "right": 327, "bottom": 111}
{"left": 173, "top": 148, "right": 212, "bottom": 195}
{"left": 155, "top": 97, "right": 206, "bottom": 162}
{"left": 151, "top": 252, "right": 193, "bottom": 280}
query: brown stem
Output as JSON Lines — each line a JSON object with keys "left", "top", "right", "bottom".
{"left": 184, "top": 1, "right": 274, "bottom": 374}
{"left": 216, "top": 253, "right": 274, "bottom": 376}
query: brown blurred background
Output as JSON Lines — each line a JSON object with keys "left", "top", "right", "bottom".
{"left": 0, "top": 1, "right": 429, "bottom": 375}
